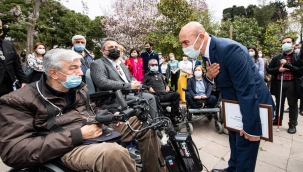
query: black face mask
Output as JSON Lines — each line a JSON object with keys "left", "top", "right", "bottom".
{"left": 107, "top": 49, "right": 120, "bottom": 60}
{"left": 146, "top": 48, "right": 151, "bottom": 52}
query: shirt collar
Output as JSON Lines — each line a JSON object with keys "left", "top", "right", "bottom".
{"left": 106, "top": 56, "right": 121, "bottom": 66}
{"left": 203, "top": 36, "right": 212, "bottom": 59}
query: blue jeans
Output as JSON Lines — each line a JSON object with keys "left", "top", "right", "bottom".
{"left": 185, "top": 92, "right": 217, "bottom": 108}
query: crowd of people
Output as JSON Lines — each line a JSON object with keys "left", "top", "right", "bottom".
{"left": 0, "top": 17, "right": 303, "bottom": 172}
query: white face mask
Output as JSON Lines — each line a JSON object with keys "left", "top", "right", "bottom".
{"left": 183, "top": 57, "right": 188, "bottom": 61}
{"left": 194, "top": 71, "right": 202, "bottom": 77}
{"left": 37, "top": 49, "right": 45, "bottom": 55}
{"left": 182, "top": 34, "right": 204, "bottom": 58}
{"left": 150, "top": 66, "right": 158, "bottom": 72}
{"left": 295, "top": 49, "right": 300, "bottom": 54}
{"left": 249, "top": 51, "right": 255, "bottom": 57}
{"left": 170, "top": 57, "right": 174, "bottom": 60}
{"left": 258, "top": 54, "right": 262, "bottom": 58}
{"left": 131, "top": 53, "right": 137, "bottom": 57}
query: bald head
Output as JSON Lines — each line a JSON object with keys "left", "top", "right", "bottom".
{"left": 179, "top": 21, "right": 209, "bottom": 57}
{"left": 179, "top": 22, "right": 205, "bottom": 36}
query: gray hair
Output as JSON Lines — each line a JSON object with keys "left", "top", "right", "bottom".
{"left": 101, "top": 37, "right": 117, "bottom": 50}
{"left": 72, "top": 35, "right": 86, "bottom": 44}
{"left": 43, "top": 49, "right": 82, "bottom": 77}
{"left": 148, "top": 59, "right": 158, "bottom": 65}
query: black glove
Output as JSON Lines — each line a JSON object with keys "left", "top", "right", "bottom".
{"left": 283, "top": 63, "right": 295, "bottom": 70}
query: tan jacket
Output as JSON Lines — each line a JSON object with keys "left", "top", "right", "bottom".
{"left": 0, "top": 75, "right": 95, "bottom": 168}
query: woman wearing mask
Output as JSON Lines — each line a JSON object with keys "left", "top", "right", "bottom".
{"left": 186, "top": 65, "right": 217, "bottom": 108}
{"left": 27, "top": 42, "right": 46, "bottom": 83}
{"left": 125, "top": 48, "right": 144, "bottom": 83}
{"left": 168, "top": 53, "right": 179, "bottom": 91}
{"left": 178, "top": 54, "right": 192, "bottom": 103}
{"left": 248, "top": 46, "right": 264, "bottom": 78}
{"left": 159, "top": 56, "right": 171, "bottom": 84}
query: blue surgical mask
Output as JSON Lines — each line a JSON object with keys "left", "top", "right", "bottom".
{"left": 74, "top": 44, "right": 86, "bottom": 52}
{"left": 282, "top": 43, "right": 293, "bottom": 52}
{"left": 150, "top": 66, "right": 158, "bottom": 72}
{"left": 57, "top": 71, "right": 82, "bottom": 88}
{"left": 249, "top": 52, "right": 255, "bottom": 57}
{"left": 182, "top": 34, "right": 204, "bottom": 59}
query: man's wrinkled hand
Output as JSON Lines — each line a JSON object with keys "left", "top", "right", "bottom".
{"left": 206, "top": 61, "right": 220, "bottom": 80}
{"left": 131, "top": 82, "right": 141, "bottom": 89}
{"left": 165, "top": 86, "right": 170, "bottom": 92}
{"left": 279, "top": 67, "right": 289, "bottom": 72}
{"left": 240, "top": 130, "right": 260, "bottom": 141}
{"left": 81, "top": 124, "right": 103, "bottom": 140}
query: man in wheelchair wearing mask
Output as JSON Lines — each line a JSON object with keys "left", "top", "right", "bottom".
{"left": 0, "top": 49, "right": 165, "bottom": 172}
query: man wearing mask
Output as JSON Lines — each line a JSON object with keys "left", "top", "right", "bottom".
{"left": 142, "top": 59, "right": 180, "bottom": 124}
{"left": 90, "top": 38, "right": 161, "bottom": 128}
{"left": 141, "top": 42, "right": 159, "bottom": 74}
{"left": 0, "top": 49, "right": 163, "bottom": 171}
{"left": 0, "top": 19, "right": 27, "bottom": 96}
{"left": 268, "top": 37, "right": 303, "bottom": 134}
{"left": 71, "top": 35, "right": 93, "bottom": 76}
{"left": 179, "top": 22, "right": 275, "bottom": 172}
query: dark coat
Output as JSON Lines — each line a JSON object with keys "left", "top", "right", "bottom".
{"left": 267, "top": 52, "right": 303, "bottom": 99}
{"left": 187, "top": 76, "right": 212, "bottom": 98}
{"left": 0, "top": 75, "right": 90, "bottom": 168}
{"left": 0, "top": 39, "right": 27, "bottom": 85}
{"left": 206, "top": 35, "right": 275, "bottom": 136}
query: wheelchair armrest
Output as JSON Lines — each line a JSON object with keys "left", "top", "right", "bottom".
{"left": 182, "top": 88, "right": 188, "bottom": 92}
{"left": 121, "top": 89, "right": 139, "bottom": 94}
{"left": 90, "top": 90, "right": 113, "bottom": 99}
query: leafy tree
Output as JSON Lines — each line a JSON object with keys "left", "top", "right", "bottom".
{"left": 222, "top": 5, "right": 246, "bottom": 21}
{"left": 147, "top": 0, "right": 207, "bottom": 58}
{"left": 217, "top": 16, "right": 263, "bottom": 47}
{"left": 263, "top": 19, "right": 297, "bottom": 56}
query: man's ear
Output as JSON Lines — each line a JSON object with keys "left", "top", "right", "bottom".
{"left": 48, "top": 69, "right": 59, "bottom": 80}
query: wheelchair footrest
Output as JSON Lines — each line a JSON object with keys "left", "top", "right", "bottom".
{"left": 188, "top": 108, "right": 220, "bottom": 114}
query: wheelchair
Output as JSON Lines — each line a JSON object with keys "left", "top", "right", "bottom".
{"left": 182, "top": 88, "right": 228, "bottom": 134}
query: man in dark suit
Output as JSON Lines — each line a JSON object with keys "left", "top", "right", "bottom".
{"left": 0, "top": 20, "right": 27, "bottom": 96}
{"left": 90, "top": 38, "right": 165, "bottom": 172}
{"left": 179, "top": 22, "right": 275, "bottom": 172}
{"left": 141, "top": 42, "right": 159, "bottom": 74}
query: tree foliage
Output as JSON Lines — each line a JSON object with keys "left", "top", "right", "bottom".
{"left": 217, "top": 16, "right": 263, "bottom": 47}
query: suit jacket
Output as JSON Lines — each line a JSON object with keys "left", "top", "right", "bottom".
{"left": 207, "top": 35, "right": 275, "bottom": 136}
{"left": 187, "top": 76, "right": 212, "bottom": 98}
{"left": 90, "top": 56, "right": 136, "bottom": 91}
{"left": 0, "top": 39, "right": 27, "bottom": 85}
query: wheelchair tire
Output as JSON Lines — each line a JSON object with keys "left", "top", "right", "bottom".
{"left": 186, "top": 122, "right": 193, "bottom": 135}
{"left": 215, "top": 121, "right": 223, "bottom": 134}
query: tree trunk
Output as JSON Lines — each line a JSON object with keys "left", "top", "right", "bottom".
{"left": 26, "top": 0, "right": 42, "bottom": 57}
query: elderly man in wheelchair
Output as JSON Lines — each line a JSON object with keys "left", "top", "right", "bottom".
{"left": 142, "top": 59, "right": 182, "bottom": 125}
{"left": 0, "top": 49, "right": 165, "bottom": 172}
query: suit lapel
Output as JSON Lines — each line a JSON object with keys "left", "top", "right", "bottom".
{"left": 209, "top": 35, "right": 216, "bottom": 64}
{"left": 102, "top": 57, "right": 130, "bottom": 82}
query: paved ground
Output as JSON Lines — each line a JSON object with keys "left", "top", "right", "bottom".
{"left": 1, "top": 108, "right": 303, "bottom": 172}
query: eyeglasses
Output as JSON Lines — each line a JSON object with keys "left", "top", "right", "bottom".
{"left": 150, "top": 64, "right": 158, "bottom": 67}
{"left": 116, "top": 65, "right": 122, "bottom": 75}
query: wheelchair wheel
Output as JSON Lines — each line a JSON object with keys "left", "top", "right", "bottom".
{"left": 9, "top": 161, "right": 77, "bottom": 172}
{"left": 186, "top": 122, "right": 193, "bottom": 135}
{"left": 215, "top": 121, "right": 223, "bottom": 134}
